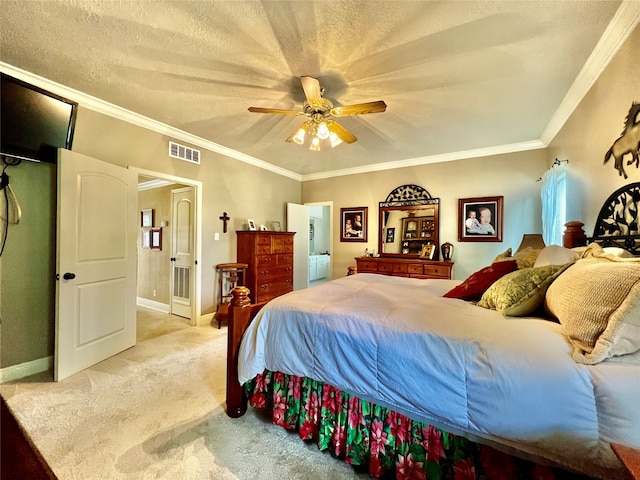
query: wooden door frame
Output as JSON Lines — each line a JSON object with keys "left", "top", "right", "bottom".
{"left": 130, "top": 167, "right": 203, "bottom": 326}
{"left": 304, "top": 201, "right": 334, "bottom": 281}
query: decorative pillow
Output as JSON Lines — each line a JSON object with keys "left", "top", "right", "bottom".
{"left": 478, "top": 263, "right": 570, "bottom": 316}
{"left": 493, "top": 246, "right": 542, "bottom": 269}
{"left": 603, "top": 247, "right": 635, "bottom": 258}
{"left": 545, "top": 255, "right": 640, "bottom": 364}
{"left": 492, "top": 248, "right": 512, "bottom": 263}
{"left": 443, "top": 260, "right": 518, "bottom": 301}
{"left": 533, "top": 245, "right": 580, "bottom": 268}
{"left": 573, "top": 244, "right": 635, "bottom": 258}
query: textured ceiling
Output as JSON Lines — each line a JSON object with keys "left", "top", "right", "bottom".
{"left": 0, "top": 1, "right": 636, "bottom": 178}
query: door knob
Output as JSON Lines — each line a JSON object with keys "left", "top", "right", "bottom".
{"left": 63, "top": 272, "right": 76, "bottom": 280}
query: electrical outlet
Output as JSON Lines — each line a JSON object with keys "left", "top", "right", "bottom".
{"left": 153, "top": 289, "right": 157, "bottom": 297}
{"left": 215, "top": 232, "right": 220, "bottom": 241}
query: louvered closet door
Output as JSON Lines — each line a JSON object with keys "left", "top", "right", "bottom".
{"left": 170, "top": 187, "right": 195, "bottom": 319}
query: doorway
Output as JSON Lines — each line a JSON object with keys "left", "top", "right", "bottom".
{"left": 132, "top": 167, "right": 202, "bottom": 327}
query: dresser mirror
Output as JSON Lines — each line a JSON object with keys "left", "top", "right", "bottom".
{"left": 378, "top": 185, "right": 440, "bottom": 259}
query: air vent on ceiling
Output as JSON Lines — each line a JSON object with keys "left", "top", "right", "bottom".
{"left": 169, "top": 141, "right": 200, "bottom": 164}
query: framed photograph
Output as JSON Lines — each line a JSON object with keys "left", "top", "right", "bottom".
{"left": 385, "top": 227, "right": 395, "bottom": 243}
{"left": 259, "top": 224, "right": 268, "bottom": 231}
{"left": 271, "top": 221, "right": 282, "bottom": 232}
{"left": 401, "top": 217, "right": 419, "bottom": 240}
{"left": 150, "top": 227, "right": 162, "bottom": 250}
{"left": 420, "top": 243, "right": 435, "bottom": 259}
{"left": 340, "top": 207, "right": 368, "bottom": 242}
{"left": 458, "top": 196, "right": 503, "bottom": 242}
{"left": 141, "top": 229, "right": 150, "bottom": 249}
{"left": 141, "top": 209, "right": 154, "bottom": 227}
{"left": 247, "top": 219, "right": 257, "bottom": 231}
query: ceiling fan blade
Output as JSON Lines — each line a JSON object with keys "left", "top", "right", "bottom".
{"left": 327, "top": 120, "right": 357, "bottom": 144}
{"left": 330, "top": 100, "right": 387, "bottom": 117}
{"left": 248, "top": 106, "right": 301, "bottom": 115}
{"left": 300, "top": 76, "right": 323, "bottom": 107}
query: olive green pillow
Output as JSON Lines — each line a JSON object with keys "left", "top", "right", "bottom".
{"left": 492, "top": 246, "right": 542, "bottom": 269}
{"left": 478, "top": 264, "right": 570, "bottom": 316}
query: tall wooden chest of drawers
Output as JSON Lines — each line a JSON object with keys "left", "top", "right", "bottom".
{"left": 237, "top": 231, "right": 295, "bottom": 303}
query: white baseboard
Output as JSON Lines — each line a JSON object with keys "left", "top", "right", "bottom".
{"left": 198, "top": 312, "right": 215, "bottom": 327}
{"left": 136, "top": 297, "right": 170, "bottom": 313}
{"left": 0, "top": 355, "right": 52, "bottom": 383}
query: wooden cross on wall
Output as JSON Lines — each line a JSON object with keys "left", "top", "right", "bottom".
{"left": 219, "top": 212, "right": 230, "bottom": 233}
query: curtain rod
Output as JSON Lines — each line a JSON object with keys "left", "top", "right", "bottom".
{"left": 537, "top": 158, "right": 569, "bottom": 182}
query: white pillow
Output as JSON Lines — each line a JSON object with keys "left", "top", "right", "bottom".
{"left": 533, "top": 245, "right": 579, "bottom": 268}
{"left": 572, "top": 244, "right": 635, "bottom": 259}
{"left": 603, "top": 247, "right": 635, "bottom": 258}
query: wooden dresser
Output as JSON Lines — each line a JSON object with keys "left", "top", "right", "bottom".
{"left": 355, "top": 256, "right": 453, "bottom": 280}
{"left": 237, "top": 231, "right": 295, "bottom": 303}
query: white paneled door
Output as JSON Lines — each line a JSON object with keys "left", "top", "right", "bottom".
{"left": 55, "top": 150, "right": 138, "bottom": 381}
{"left": 286, "top": 203, "right": 310, "bottom": 290}
{"left": 170, "top": 186, "right": 195, "bottom": 319}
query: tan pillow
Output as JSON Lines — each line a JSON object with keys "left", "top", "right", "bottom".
{"left": 493, "top": 246, "right": 541, "bottom": 269}
{"left": 493, "top": 248, "right": 512, "bottom": 263}
{"left": 579, "top": 242, "right": 636, "bottom": 260}
{"left": 544, "top": 256, "right": 640, "bottom": 364}
{"left": 478, "top": 264, "right": 569, "bottom": 316}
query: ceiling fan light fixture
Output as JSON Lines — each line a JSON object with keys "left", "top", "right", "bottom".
{"left": 329, "top": 131, "right": 342, "bottom": 148}
{"left": 248, "top": 76, "right": 384, "bottom": 150}
{"left": 316, "top": 121, "right": 330, "bottom": 140}
{"left": 292, "top": 123, "right": 308, "bottom": 145}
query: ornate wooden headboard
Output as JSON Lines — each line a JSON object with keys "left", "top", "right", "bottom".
{"left": 589, "top": 182, "right": 640, "bottom": 255}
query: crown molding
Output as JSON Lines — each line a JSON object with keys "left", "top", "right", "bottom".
{"left": 300, "top": 140, "right": 546, "bottom": 181}
{"left": 0, "top": 62, "right": 302, "bottom": 182}
{"left": 540, "top": 0, "right": 640, "bottom": 145}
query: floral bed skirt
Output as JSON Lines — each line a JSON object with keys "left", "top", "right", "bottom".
{"left": 245, "top": 370, "right": 593, "bottom": 480}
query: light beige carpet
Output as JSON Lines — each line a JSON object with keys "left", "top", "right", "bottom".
{"left": 0, "top": 326, "right": 365, "bottom": 479}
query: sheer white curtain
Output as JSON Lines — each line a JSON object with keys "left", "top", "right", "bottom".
{"left": 540, "top": 165, "right": 567, "bottom": 246}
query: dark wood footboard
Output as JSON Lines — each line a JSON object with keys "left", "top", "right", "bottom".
{"left": 225, "top": 286, "right": 267, "bottom": 418}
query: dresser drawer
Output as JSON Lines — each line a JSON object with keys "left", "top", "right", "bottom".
{"left": 256, "top": 234, "right": 272, "bottom": 245}
{"left": 358, "top": 260, "right": 378, "bottom": 272}
{"left": 278, "top": 254, "right": 293, "bottom": 265}
{"left": 257, "top": 264, "right": 292, "bottom": 279}
{"left": 376, "top": 262, "right": 408, "bottom": 274}
{"left": 423, "top": 264, "right": 450, "bottom": 278}
{"left": 257, "top": 254, "right": 276, "bottom": 266}
{"left": 407, "top": 264, "right": 423, "bottom": 275}
{"left": 255, "top": 278, "right": 293, "bottom": 297}
{"left": 256, "top": 244, "right": 272, "bottom": 255}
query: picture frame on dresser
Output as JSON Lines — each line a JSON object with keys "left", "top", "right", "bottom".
{"left": 419, "top": 243, "right": 435, "bottom": 259}
{"left": 341, "top": 207, "right": 368, "bottom": 242}
{"left": 458, "top": 196, "right": 503, "bottom": 242}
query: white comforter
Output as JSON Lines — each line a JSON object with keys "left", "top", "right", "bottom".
{"left": 238, "top": 274, "right": 640, "bottom": 478}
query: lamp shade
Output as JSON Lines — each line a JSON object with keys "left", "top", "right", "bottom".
{"left": 515, "top": 234, "right": 546, "bottom": 253}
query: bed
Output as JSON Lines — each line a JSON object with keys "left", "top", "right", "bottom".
{"left": 225, "top": 182, "right": 640, "bottom": 480}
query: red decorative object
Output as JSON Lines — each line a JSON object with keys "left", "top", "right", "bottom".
{"left": 443, "top": 260, "right": 517, "bottom": 300}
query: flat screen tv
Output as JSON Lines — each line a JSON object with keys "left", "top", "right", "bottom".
{"left": 1, "top": 73, "right": 78, "bottom": 164}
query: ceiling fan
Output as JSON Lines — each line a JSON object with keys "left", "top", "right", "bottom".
{"left": 248, "top": 76, "right": 387, "bottom": 150}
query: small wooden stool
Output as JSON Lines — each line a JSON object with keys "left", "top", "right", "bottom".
{"left": 215, "top": 263, "right": 248, "bottom": 328}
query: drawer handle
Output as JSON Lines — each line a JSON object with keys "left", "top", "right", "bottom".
{"left": 260, "top": 284, "right": 268, "bottom": 290}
